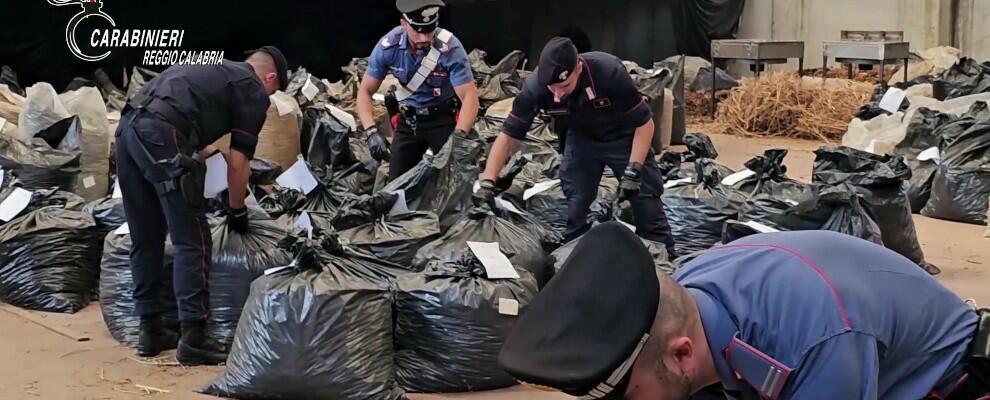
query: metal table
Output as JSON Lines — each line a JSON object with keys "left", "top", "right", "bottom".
{"left": 822, "top": 40, "right": 909, "bottom": 87}
{"left": 710, "top": 39, "right": 805, "bottom": 118}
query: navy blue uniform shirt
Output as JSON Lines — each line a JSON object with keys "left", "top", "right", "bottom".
{"left": 137, "top": 60, "right": 270, "bottom": 157}
{"left": 503, "top": 52, "right": 652, "bottom": 142}
{"left": 366, "top": 26, "right": 473, "bottom": 109}
{"left": 675, "top": 230, "right": 977, "bottom": 399}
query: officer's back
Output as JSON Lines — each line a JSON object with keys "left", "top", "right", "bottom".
{"left": 675, "top": 230, "right": 978, "bottom": 398}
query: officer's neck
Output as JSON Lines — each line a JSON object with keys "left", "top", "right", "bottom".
{"left": 684, "top": 294, "right": 722, "bottom": 394}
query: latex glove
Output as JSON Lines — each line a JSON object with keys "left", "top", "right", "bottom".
{"left": 228, "top": 206, "right": 249, "bottom": 233}
{"left": 364, "top": 127, "right": 390, "bottom": 162}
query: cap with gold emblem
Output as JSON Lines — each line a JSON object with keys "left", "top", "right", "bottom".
{"left": 397, "top": 0, "right": 446, "bottom": 33}
{"left": 498, "top": 222, "right": 661, "bottom": 399}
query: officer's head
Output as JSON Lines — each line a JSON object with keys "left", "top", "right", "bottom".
{"left": 245, "top": 46, "right": 288, "bottom": 95}
{"left": 499, "top": 222, "right": 711, "bottom": 400}
{"left": 622, "top": 273, "right": 708, "bottom": 400}
{"left": 537, "top": 37, "right": 583, "bottom": 102}
{"left": 397, "top": 0, "right": 445, "bottom": 51}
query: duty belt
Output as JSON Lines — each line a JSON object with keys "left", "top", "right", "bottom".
{"left": 127, "top": 93, "right": 200, "bottom": 150}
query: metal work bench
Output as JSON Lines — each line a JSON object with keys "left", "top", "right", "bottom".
{"left": 709, "top": 39, "right": 805, "bottom": 118}
{"left": 822, "top": 30, "right": 910, "bottom": 88}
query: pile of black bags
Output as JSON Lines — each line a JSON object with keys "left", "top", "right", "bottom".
{"left": 662, "top": 159, "right": 745, "bottom": 255}
{"left": 202, "top": 234, "right": 405, "bottom": 400}
{"left": 0, "top": 134, "right": 80, "bottom": 192}
{"left": 920, "top": 103, "right": 990, "bottom": 225}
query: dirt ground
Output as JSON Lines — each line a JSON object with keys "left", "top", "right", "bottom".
{"left": 0, "top": 133, "right": 986, "bottom": 400}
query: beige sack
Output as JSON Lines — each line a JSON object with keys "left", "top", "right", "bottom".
{"left": 211, "top": 92, "right": 301, "bottom": 169}
{"left": 60, "top": 87, "right": 111, "bottom": 200}
{"left": 650, "top": 88, "right": 674, "bottom": 153}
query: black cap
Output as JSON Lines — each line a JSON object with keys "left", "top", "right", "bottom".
{"left": 537, "top": 37, "right": 579, "bottom": 87}
{"left": 397, "top": 0, "right": 445, "bottom": 33}
{"left": 498, "top": 222, "right": 660, "bottom": 399}
{"left": 249, "top": 46, "right": 288, "bottom": 91}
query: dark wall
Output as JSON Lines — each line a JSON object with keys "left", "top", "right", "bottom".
{"left": 0, "top": 0, "right": 742, "bottom": 89}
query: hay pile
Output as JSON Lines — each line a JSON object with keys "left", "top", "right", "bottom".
{"left": 715, "top": 72, "right": 873, "bottom": 141}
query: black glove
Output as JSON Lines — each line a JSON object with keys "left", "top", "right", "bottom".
{"left": 228, "top": 206, "right": 249, "bottom": 233}
{"left": 619, "top": 162, "right": 643, "bottom": 201}
{"left": 363, "top": 127, "right": 390, "bottom": 162}
{"left": 472, "top": 179, "right": 496, "bottom": 207}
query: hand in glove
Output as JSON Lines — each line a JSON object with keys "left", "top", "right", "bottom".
{"left": 228, "top": 206, "right": 249, "bottom": 233}
{"left": 363, "top": 127, "right": 390, "bottom": 162}
{"left": 619, "top": 162, "right": 643, "bottom": 201}
{"left": 472, "top": 179, "right": 496, "bottom": 207}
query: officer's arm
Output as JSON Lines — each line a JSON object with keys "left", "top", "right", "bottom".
{"left": 630, "top": 118, "right": 654, "bottom": 165}
{"left": 784, "top": 332, "right": 880, "bottom": 400}
{"left": 357, "top": 74, "right": 384, "bottom": 130}
{"left": 453, "top": 82, "right": 479, "bottom": 133}
{"left": 227, "top": 150, "right": 250, "bottom": 209}
{"left": 481, "top": 84, "right": 537, "bottom": 181}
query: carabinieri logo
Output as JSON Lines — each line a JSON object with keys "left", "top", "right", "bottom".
{"left": 48, "top": 0, "right": 223, "bottom": 65}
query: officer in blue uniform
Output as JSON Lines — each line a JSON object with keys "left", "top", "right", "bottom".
{"left": 115, "top": 47, "right": 288, "bottom": 365}
{"left": 473, "top": 37, "right": 675, "bottom": 255}
{"left": 500, "top": 223, "right": 990, "bottom": 400}
{"left": 357, "top": 0, "right": 480, "bottom": 181}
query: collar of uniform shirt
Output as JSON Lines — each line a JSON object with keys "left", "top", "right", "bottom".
{"left": 688, "top": 288, "right": 744, "bottom": 392}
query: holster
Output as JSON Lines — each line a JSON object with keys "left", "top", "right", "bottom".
{"left": 130, "top": 117, "right": 208, "bottom": 209}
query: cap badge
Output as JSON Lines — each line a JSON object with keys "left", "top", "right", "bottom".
{"left": 559, "top": 70, "right": 569, "bottom": 81}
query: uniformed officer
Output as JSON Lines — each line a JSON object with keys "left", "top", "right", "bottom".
{"left": 473, "top": 37, "right": 676, "bottom": 255}
{"left": 115, "top": 47, "right": 288, "bottom": 365}
{"left": 500, "top": 223, "right": 990, "bottom": 400}
{"left": 357, "top": 0, "right": 480, "bottom": 181}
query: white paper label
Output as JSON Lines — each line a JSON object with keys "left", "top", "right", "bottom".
{"left": 0, "top": 188, "right": 32, "bottom": 222}
{"left": 865, "top": 139, "right": 878, "bottom": 154}
{"left": 720, "top": 169, "right": 756, "bottom": 186}
{"left": 472, "top": 180, "right": 481, "bottom": 194}
{"left": 263, "top": 265, "right": 294, "bottom": 276}
{"left": 618, "top": 219, "right": 637, "bottom": 232}
{"left": 494, "top": 196, "right": 524, "bottom": 215}
{"left": 114, "top": 222, "right": 130, "bottom": 235}
{"left": 523, "top": 179, "right": 561, "bottom": 200}
{"left": 245, "top": 191, "right": 259, "bottom": 207}
{"left": 388, "top": 190, "right": 410, "bottom": 216}
{"left": 203, "top": 153, "right": 229, "bottom": 198}
{"left": 498, "top": 298, "right": 520, "bottom": 316}
{"left": 326, "top": 104, "right": 358, "bottom": 132}
{"left": 111, "top": 177, "right": 122, "bottom": 199}
{"left": 295, "top": 211, "right": 313, "bottom": 233}
{"left": 0, "top": 168, "right": 5, "bottom": 189}
{"left": 917, "top": 146, "right": 941, "bottom": 164}
{"left": 740, "top": 220, "right": 780, "bottom": 233}
{"left": 277, "top": 158, "right": 319, "bottom": 195}
{"left": 784, "top": 198, "right": 799, "bottom": 206}
{"left": 301, "top": 77, "right": 318, "bottom": 101}
{"left": 663, "top": 177, "right": 693, "bottom": 189}
{"left": 467, "top": 241, "right": 520, "bottom": 279}
{"left": 878, "top": 87, "right": 907, "bottom": 114}
{"left": 271, "top": 94, "right": 295, "bottom": 117}
{"left": 0, "top": 116, "right": 6, "bottom": 129}
{"left": 372, "top": 93, "right": 386, "bottom": 102}
{"left": 82, "top": 175, "right": 96, "bottom": 189}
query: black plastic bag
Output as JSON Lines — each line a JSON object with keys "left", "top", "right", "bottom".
{"left": 659, "top": 133, "right": 734, "bottom": 181}
{"left": 202, "top": 235, "right": 405, "bottom": 400}
{"left": 207, "top": 211, "right": 293, "bottom": 347}
{"left": 1, "top": 65, "right": 24, "bottom": 96}
{"left": 35, "top": 116, "right": 80, "bottom": 149}
{"left": 736, "top": 192, "right": 826, "bottom": 232}
{"left": 813, "top": 146, "right": 926, "bottom": 264}
{"left": 250, "top": 159, "right": 284, "bottom": 186}
{"left": 0, "top": 185, "right": 86, "bottom": 222}
{"left": 0, "top": 207, "right": 101, "bottom": 313}
{"left": 933, "top": 58, "right": 990, "bottom": 100}
{"left": 394, "top": 258, "right": 538, "bottom": 393}
{"left": 257, "top": 187, "right": 308, "bottom": 219}
{"left": 921, "top": 103, "right": 990, "bottom": 225}
{"left": 549, "top": 231, "right": 672, "bottom": 276}
{"left": 662, "top": 159, "right": 746, "bottom": 255}
{"left": 524, "top": 176, "right": 618, "bottom": 239}
{"left": 383, "top": 131, "right": 486, "bottom": 230}
{"left": 99, "top": 232, "right": 179, "bottom": 347}
{"left": 731, "top": 149, "right": 806, "bottom": 199}
{"left": 894, "top": 108, "right": 954, "bottom": 212}
{"left": 413, "top": 205, "right": 547, "bottom": 284}
{"left": 84, "top": 196, "right": 125, "bottom": 235}
{"left": 338, "top": 211, "right": 442, "bottom": 268}
{"left": 813, "top": 184, "right": 884, "bottom": 245}
{"left": 0, "top": 135, "right": 81, "bottom": 192}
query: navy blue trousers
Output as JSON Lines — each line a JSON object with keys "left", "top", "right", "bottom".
{"left": 115, "top": 110, "right": 212, "bottom": 322}
{"left": 560, "top": 133, "right": 676, "bottom": 255}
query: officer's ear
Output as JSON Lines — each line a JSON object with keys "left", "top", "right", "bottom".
{"left": 264, "top": 72, "right": 279, "bottom": 94}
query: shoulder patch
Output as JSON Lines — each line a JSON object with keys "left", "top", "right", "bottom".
{"left": 380, "top": 34, "right": 400, "bottom": 49}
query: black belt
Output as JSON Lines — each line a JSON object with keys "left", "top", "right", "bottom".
{"left": 399, "top": 97, "right": 460, "bottom": 121}
{"left": 127, "top": 93, "right": 199, "bottom": 149}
